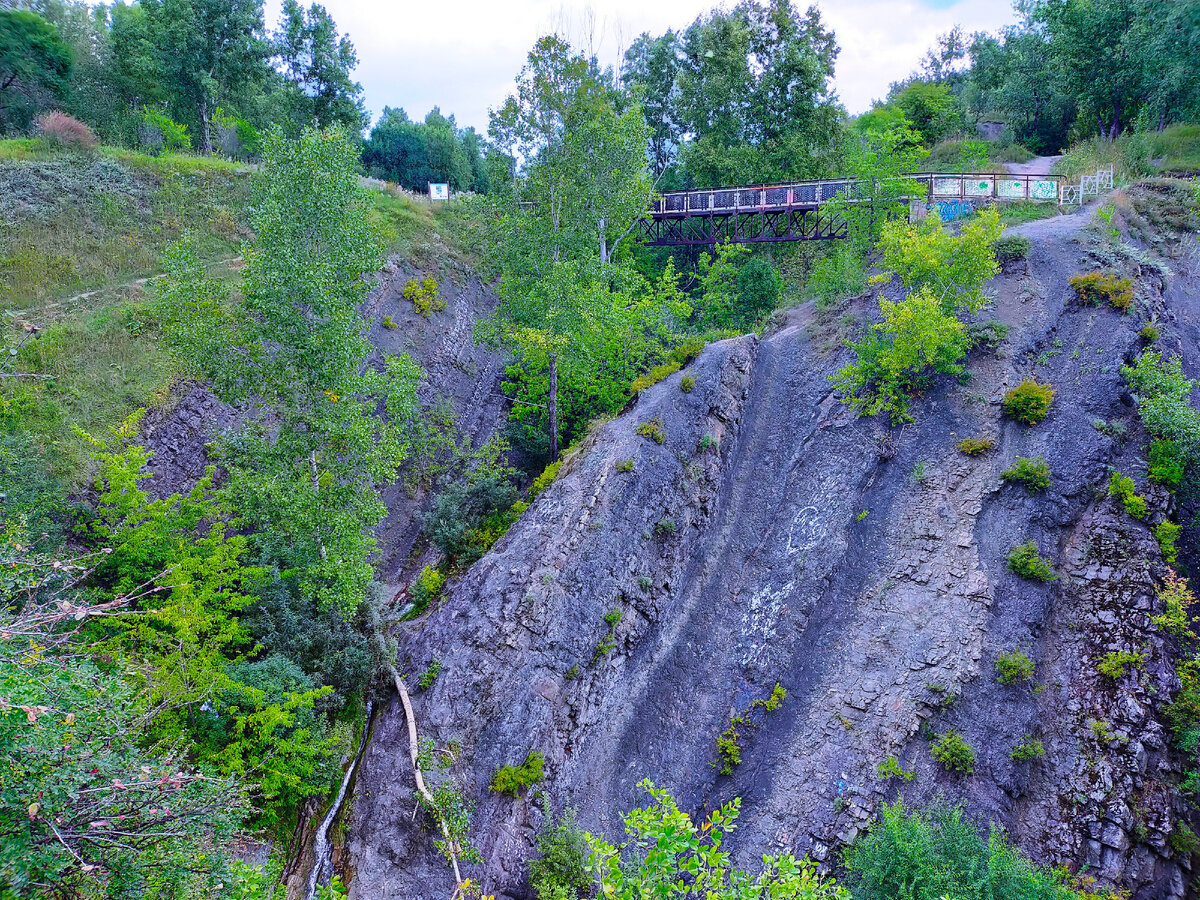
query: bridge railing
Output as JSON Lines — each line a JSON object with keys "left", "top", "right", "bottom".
{"left": 651, "top": 172, "right": 1062, "bottom": 216}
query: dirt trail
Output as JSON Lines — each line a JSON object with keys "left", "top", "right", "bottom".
{"left": 1006, "top": 155, "right": 1062, "bottom": 176}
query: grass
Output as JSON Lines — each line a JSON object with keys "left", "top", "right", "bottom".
{"left": 995, "top": 202, "right": 1059, "bottom": 227}
{"left": 1053, "top": 126, "right": 1200, "bottom": 182}
{"left": 920, "top": 138, "right": 1033, "bottom": 173}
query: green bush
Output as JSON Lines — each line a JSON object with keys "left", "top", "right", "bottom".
{"left": 1097, "top": 649, "right": 1145, "bottom": 680}
{"left": 1169, "top": 823, "right": 1200, "bottom": 856}
{"left": 424, "top": 472, "right": 521, "bottom": 564}
{"left": 876, "top": 755, "right": 915, "bottom": 781}
{"left": 1108, "top": 471, "right": 1147, "bottom": 519}
{"left": 1002, "top": 379, "right": 1055, "bottom": 425}
{"left": 680, "top": 374, "right": 695, "bottom": 393}
{"left": 930, "top": 730, "right": 975, "bottom": 774}
{"left": 489, "top": 750, "right": 545, "bottom": 797}
{"left": 995, "top": 649, "right": 1035, "bottom": 684}
{"left": 614, "top": 458, "right": 635, "bottom": 473}
{"left": 529, "top": 806, "right": 591, "bottom": 900}
{"left": 844, "top": 801, "right": 1079, "bottom": 900}
{"left": 631, "top": 360, "right": 681, "bottom": 393}
{"left": 1007, "top": 541, "right": 1057, "bottom": 581}
{"left": 410, "top": 565, "right": 444, "bottom": 611}
{"left": 1010, "top": 736, "right": 1046, "bottom": 761}
{"left": 418, "top": 658, "right": 442, "bottom": 690}
{"left": 403, "top": 276, "right": 444, "bottom": 316}
{"left": 955, "top": 436, "right": 995, "bottom": 456}
{"left": 1001, "top": 456, "right": 1051, "bottom": 492}
{"left": 1139, "top": 323, "right": 1160, "bottom": 343}
{"left": 805, "top": 243, "right": 867, "bottom": 310}
{"left": 382, "top": 314, "right": 398, "bottom": 329}
{"left": 994, "top": 235, "right": 1031, "bottom": 264}
{"left": 140, "top": 107, "right": 191, "bottom": 153}
{"left": 1155, "top": 520, "right": 1182, "bottom": 565}
{"left": 636, "top": 418, "right": 666, "bottom": 445}
{"left": 1149, "top": 439, "right": 1186, "bottom": 488}
{"left": 1070, "top": 271, "right": 1134, "bottom": 312}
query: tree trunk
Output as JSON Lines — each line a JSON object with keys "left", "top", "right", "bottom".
{"left": 548, "top": 353, "right": 559, "bottom": 462}
{"left": 200, "top": 96, "right": 213, "bottom": 154}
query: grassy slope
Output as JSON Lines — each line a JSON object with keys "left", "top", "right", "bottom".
{"left": 0, "top": 140, "right": 452, "bottom": 504}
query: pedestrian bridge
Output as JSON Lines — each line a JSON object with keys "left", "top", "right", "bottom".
{"left": 641, "top": 172, "right": 1062, "bottom": 246}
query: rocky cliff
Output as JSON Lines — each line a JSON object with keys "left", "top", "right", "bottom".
{"left": 348, "top": 188, "right": 1200, "bottom": 900}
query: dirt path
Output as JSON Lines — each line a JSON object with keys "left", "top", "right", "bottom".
{"left": 1006, "top": 155, "right": 1062, "bottom": 176}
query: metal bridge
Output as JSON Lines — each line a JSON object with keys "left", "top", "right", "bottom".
{"left": 641, "top": 172, "right": 1063, "bottom": 246}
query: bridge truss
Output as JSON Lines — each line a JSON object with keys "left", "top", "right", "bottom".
{"left": 640, "top": 172, "right": 1061, "bottom": 247}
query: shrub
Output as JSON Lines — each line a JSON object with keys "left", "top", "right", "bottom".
{"left": 636, "top": 418, "right": 666, "bottom": 445}
{"left": 1169, "top": 823, "right": 1200, "bottom": 856}
{"left": 1139, "top": 323, "right": 1160, "bottom": 343}
{"left": 1108, "top": 471, "right": 1147, "bottom": 519}
{"left": 34, "top": 111, "right": 97, "bottom": 150}
{"left": 993, "top": 235, "right": 1031, "bottom": 264}
{"left": 1153, "top": 571, "right": 1195, "bottom": 639}
{"left": 489, "top": 751, "right": 545, "bottom": 797}
{"left": 404, "top": 568, "right": 442, "bottom": 614}
{"left": 382, "top": 315, "right": 397, "bottom": 329}
{"left": 1070, "top": 271, "right": 1134, "bottom": 312}
{"left": 529, "top": 806, "right": 590, "bottom": 900}
{"left": 844, "top": 801, "right": 1074, "bottom": 900}
{"left": 1002, "top": 379, "right": 1055, "bottom": 425}
{"left": 666, "top": 336, "right": 707, "bottom": 366}
{"left": 715, "top": 684, "right": 786, "bottom": 775}
{"left": 424, "top": 473, "right": 521, "bottom": 563}
{"left": 995, "top": 649, "right": 1035, "bottom": 684}
{"left": 403, "top": 277, "right": 444, "bottom": 316}
{"left": 1149, "top": 439, "right": 1186, "bottom": 488}
{"left": 680, "top": 375, "right": 695, "bottom": 393}
{"left": 1155, "top": 520, "right": 1182, "bottom": 565}
{"left": 1097, "top": 650, "right": 1145, "bottom": 680}
{"left": 1007, "top": 541, "right": 1057, "bottom": 581}
{"left": 653, "top": 519, "right": 676, "bottom": 537}
{"left": 528, "top": 460, "right": 562, "bottom": 500}
{"left": 877, "top": 755, "right": 915, "bottom": 781}
{"left": 1001, "top": 456, "right": 1051, "bottom": 493}
{"left": 614, "top": 458, "right": 634, "bottom": 473}
{"left": 140, "top": 107, "right": 191, "bottom": 153}
{"left": 930, "top": 730, "right": 975, "bottom": 774}
{"left": 1010, "top": 736, "right": 1045, "bottom": 761}
{"left": 955, "top": 436, "right": 995, "bottom": 456}
{"left": 698, "top": 434, "right": 718, "bottom": 452}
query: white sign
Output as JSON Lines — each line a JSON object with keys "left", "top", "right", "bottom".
{"left": 429, "top": 183, "right": 449, "bottom": 201}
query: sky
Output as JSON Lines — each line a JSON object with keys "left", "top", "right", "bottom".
{"left": 264, "top": 0, "right": 1020, "bottom": 134}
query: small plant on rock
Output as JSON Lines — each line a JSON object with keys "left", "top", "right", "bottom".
{"left": 715, "top": 683, "right": 786, "bottom": 775}
{"left": 995, "top": 649, "right": 1035, "bottom": 684}
{"left": 418, "top": 658, "right": 442, "bottom": 690}
{"left": 1097, "top": 649, "right": 1145, "bottom": 680}
{"left": 1002, "top": 379, "right": 1055, "bottom": 425}
{"left": 410, "top": 565, "right": 444, "bottom": 611}
{"left": 1001, "top": 456, "right": 1051, "bottom": 493}
{"left": 1154, "top": 571, "right": 1195, "bottom": 640}
{"left": 956, "top": 436, "right": 995, "bottom": 456}
{"left": 877, "top": 755, "right": 915, "bottom": 781}
{"left": 1109, "top": 471, "right": 1148, "bottom": 519}
{"left": 1169, "top": 823, "right": 1200, "bottom": 856}
{"left": 403, "top": 276, "right": 445, "bottom": 316}
{"left": 1139, "top": 323, "right": 1160, "bottom": 343}
{"left": 614, "top": 458, "right": 635, "bottom": 473}
{"left": 489, "top": 751, "right": 545, "bottom": 797}
{"left": 1149, "top": 439, "right": 1186, "bottom": 488}
{"left": 931, "top": 729, "right": 976, "bottom": 774}
{"left": 382, "top": 315, "right": 398, "bottom": 329}
{"left": 698, "top": 434, "right": 718, "bottom": 452}
{"left": 1007, "top": 541, "right": 1057, "bottom": 581}
{"left": 636, "top": 418, "right": 666, "bottom": 445}
{"left": 1010, "top": 736, "right": 1045, "bottom": 761}
{"left": 529, "top": 805, "right": 591, "bottom": 900}
{"left": 1070, "top": 270, "right": 1134, "bottom": 312}
{"left": 653, "top": 519, "right": 676, "bottom": 537}
{"left": 1155, "top": 520, "right": 1182, "bottom": 565}
{"left": 680, "top": 375, "right": 696, "bottom": 393}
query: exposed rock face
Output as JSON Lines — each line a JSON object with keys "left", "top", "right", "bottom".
{"left": 349, "top": 199, "right": 1200, "bottom": 899}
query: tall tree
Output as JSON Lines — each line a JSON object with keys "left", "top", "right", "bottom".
{"left": 484, "top": 35, "right": 657, "bottom": 460}
{"left": 0, "top": 9, "right": 71, "bottom": 130}
{"left": 621, "top": 31, "right": 682, "bottom": 177}
{"left": 274, "top": 0, "right": 365, "bottom": 132}
{"left": 141, "top": 0, "right": 267, "bottom": 151}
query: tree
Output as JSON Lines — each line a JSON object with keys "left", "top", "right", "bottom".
{"left": 274, "top": 0, "right": 365, "bottom": 132}
{"left": 140, "top": 0, "right": 267, "bottom": 151}
{"left": 484, "top": 35, "right": 656, "bottom": 461}
{"left": 588, "top": 780, "right": 847, "bottom": 900}
{"left": 621, "top": 31, "right": 682, "bottom": 178}
{"left": 155, "top": 128, "right": 422, "bottom": 614}
{"left": 0, "top": 9, "right": 72, "bottom": 131}
{"left": 361, "top": 106, "right": 482, "bottom": 191}
{"left": 673, "top": 0, "right": 841, "bottom": 186}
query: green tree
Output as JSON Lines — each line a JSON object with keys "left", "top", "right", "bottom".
{"left": 621, "top": 30, "right": 682, "bottom": 178}
{"left": 0, "top": 9, "right": 72, "bottom": 131}
{"left": 588, "top": 780, "right": 847, "bottom": 900}
{"left": 484, "top": 35, "right": 657, "bottom": 461}
{"left": 156, "top": 128, "right": 421, "bottom": 614}
{"left": 273, "top": 0, "right": 365, "bottom": 132}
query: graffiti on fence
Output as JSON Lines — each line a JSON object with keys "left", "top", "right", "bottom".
{"left": 928, "top": 200, "right": 976, "bottom": 221}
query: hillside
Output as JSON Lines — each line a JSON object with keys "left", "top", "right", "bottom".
{"left": 349, "top": 181, "right": 1200, "bottom": 899}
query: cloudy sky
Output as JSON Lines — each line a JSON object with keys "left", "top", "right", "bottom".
{"left": 265, "top": 0, "right": 1019, "bottom": 133}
